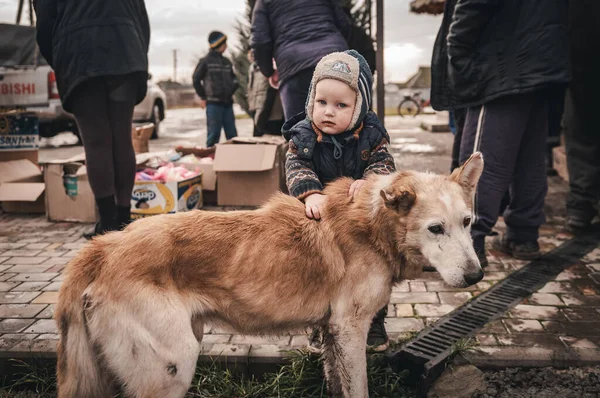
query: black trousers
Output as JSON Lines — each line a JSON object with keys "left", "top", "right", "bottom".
{"left": 460, "top": 91, "right": 549, "bottom": 242}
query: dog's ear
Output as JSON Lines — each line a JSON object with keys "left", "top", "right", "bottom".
{"left": 380, "top": 186, "right": 416, "bottom": 214}
{"left": 450, "top": 152, "right": 484, "bottom": 195}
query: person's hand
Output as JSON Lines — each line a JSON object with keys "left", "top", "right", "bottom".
{"left": 269, "top": 70, "right": 280, "bottom": 89}
{"left": 304, "top": 193, "right": 327, "bottom": 220}
{"left": 199, "top": 99, "right": 207, "bottom": 109}
{"left": 348, "top": 179, "right": 366, "bottom": 201}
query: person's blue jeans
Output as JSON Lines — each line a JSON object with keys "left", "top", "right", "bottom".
{"left": 206, "top": 102, "right": 237, "bottom": 147}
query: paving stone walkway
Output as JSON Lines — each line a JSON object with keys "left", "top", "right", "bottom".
{"left": 1, "top": 124, "right": 599, "bottom": 370}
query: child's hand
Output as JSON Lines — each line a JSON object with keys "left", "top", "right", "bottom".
{"left": 348, "top": 179, "right": 366, "bottom": 200}
{"left": 304, "top": 193, "right": 327, "bottom": 220}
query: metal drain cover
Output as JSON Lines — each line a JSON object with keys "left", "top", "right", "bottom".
{"left": 388, "top": 232, "right": 600, "bottom": 396}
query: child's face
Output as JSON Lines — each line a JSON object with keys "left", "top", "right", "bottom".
{"left": 313, "top": 78, "right": 356, "bottom": 135}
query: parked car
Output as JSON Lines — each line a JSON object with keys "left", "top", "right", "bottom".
{"left": 0, "top": 23, "right": 166, "bottom": 140}
{"left": 132, "top": 74, "right": 167, "bottom": 139}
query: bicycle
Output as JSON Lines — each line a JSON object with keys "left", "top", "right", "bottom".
{"left": 397, "top": 92, "right": 429, "bottom": 117}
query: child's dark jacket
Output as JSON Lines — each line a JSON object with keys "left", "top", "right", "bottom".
{"left": 283, "top": 110, "right": 396, "bottom": 199}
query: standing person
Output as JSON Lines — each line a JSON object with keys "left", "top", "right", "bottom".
{"left": 430, "top": 0, "right": 570, "bottom": 265}
{"left": 251, "top": 0, "right": 350, "bottom": 120}
{"left": 564, "top": 0, "right": 600, "bottom": 230}
{"left": 34, "top": 0, "right": 150, "bottom": 239}
{"left": 247, "top": 50, "right": 284, "bottom": 136}
{"left": 283, "top": 50, "right": 396, "bottom": 353}
{"left": 193, "top": 31, "right": 239, "bottom": 147}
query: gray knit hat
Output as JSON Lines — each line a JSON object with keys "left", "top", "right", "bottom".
{"left": 306, "top": 50, "right": 373, "bottom": 131}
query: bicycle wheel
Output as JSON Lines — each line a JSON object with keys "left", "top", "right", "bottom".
{"left": 398, "top": 99, "right": 421, "bottom": 117}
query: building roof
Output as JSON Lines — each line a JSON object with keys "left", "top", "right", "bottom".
{"left": 409, "top": 0, "right": 445, "bottom": 15}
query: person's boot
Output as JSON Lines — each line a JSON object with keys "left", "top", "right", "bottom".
{"left": 117, "top": 205, "right": 133, "bottom": 230}
{"left": 306, "top": 327, "right": 323, "bottom": 354}
{"left": 473, "top": 235, "right": 488, "bottom": 268}
{"left": 83, "top": 196, "right": 118, "bottom": 240}
{"left": 567, "top": 201, "right": 597, "bottom": 231}
{"left": 367, "top": 306, "right": 389, "bottom": 352}
{"left": 492, "top": 234, "right": 541, "bottom": 260}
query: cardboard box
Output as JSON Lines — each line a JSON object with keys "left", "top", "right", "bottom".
{"left": 132, "top": 123, "right": 154, "bottom": 154}
{"left": 0, "top": 159, "right": 45, "bottom": 213}
{"left": 553, "top": 145, "right": 569, "bottom": 182}
{"left": 213, "top": 135, "right": 287, "bottom": 206}
{"left": 43, "top": 162, "right": 98, "bottom": 222}
{"left": 131, "top": 174, "right": 203, "bottom": 219}
{"left": 0, "top": 112, "right": 39, "bottom": 163}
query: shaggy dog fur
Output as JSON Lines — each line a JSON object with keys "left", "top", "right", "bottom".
{"left": 55, "top": 153, "right": 484, "bottom": 398}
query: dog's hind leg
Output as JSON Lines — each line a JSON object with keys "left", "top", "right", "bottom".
{"left": 86, "top": 291, "right": 201, "bottom": 398}
{"left": 322, "top": 316, "right": 371, "bottom": 398}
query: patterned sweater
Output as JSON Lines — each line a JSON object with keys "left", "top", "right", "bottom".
{"left": 282, "top": 111, "right": 396, "bottom": 199}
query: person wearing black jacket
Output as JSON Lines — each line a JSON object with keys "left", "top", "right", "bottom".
{"left": 33, "top": 0, "right": 150, "bottom": 239}
{"left": 193, "top": 31, "right": 239, "bottom": 148}
{"left": 430, "top": 0, "right": 570, "bottom": 265}
{"left": 251, "top": 0, "right": 350, "bottom": 120}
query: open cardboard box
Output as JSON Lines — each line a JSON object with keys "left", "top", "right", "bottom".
{"left": 213, "top": 135, "right": 287, "bottom": 206}
{"left": 43, "top": 160, "right": 98, "bottom": 222}
{"left": 132, "top": 123, "right": 155, "bottom": 154}
{"left": 0, "top": 159, "right": 45, "bottom": 213}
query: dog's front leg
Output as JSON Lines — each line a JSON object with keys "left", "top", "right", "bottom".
{"left": 322, "top": 317, "right": 371, "bottom": 398}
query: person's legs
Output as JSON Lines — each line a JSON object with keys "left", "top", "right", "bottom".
{"left": 460, "top": 95, "right": 535, "bottom": 261}
{"left": 206, "top": 103, "right": 224, "bottom": 147}
{"left": 106, "top": 75, "right": 138, "bottom": 228}
{"left": 502, "top": 91, "right": 549, "bottom": 257}
{"left": 222, "top": 103, "right": 238, "bottom": 140}
{"left": 451, "top": 108, "right": 466, "bottom": 171}
{"left": 71, "top": 78, "right": 118, "bottom": 236}
{"left": 279, "top": 68, "right": 315, "bottom": 120}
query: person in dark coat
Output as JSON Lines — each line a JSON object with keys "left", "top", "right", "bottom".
{"left": 34, "top": 0, "right": 150, "bottom": 239}
{"left": 247, "top": 50, "right": 284, "bottom": 136}
{"left": 283, "top": 50, "right": 395, "bottom": 354}
{"left": 251, "top": 0, "right": 350, "bottom": 120}
{"left": 192, "top": 31, "right": 239, "bottom": 147}
{"left": 430, "top": 0, "right": 570, "bottom": 265}
{"left": 563, "top": 0, "right": 600, "bottom": 230}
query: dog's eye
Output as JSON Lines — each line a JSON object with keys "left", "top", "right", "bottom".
{"left": 463, "top": 217, "right": 471, "bottom": 227}
{"left": 428, "top": 224, "right": 444, "bottom": 235}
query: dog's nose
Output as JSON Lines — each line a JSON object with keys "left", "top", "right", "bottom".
{"left": 464, "top": 269, "right": 484, "bottom": 286}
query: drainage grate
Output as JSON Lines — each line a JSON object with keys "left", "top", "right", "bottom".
{"left": 388, "top": 232, "right": 600, "bottom": 396}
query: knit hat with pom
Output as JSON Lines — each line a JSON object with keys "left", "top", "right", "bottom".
{"left": 305, "top": 50, "right": 373, "bottom": 132}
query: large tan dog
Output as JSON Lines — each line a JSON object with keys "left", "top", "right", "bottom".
{"left": 55, "top": 152, "right": 484, "bottom": 398}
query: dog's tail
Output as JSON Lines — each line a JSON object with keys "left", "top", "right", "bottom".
{"left": 55, "top": 241, "right": 113, "bottom": 398}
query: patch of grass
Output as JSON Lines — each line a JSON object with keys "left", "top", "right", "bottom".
{"left": 189, "top": 349, "right": 412, "bottom": 398}
{"left": 1, "top": 359, "right": 56, "bottom": 397}
{"left": 0, "top": 350, "right": 412, "bottom": 398}
{"left": 450, "top": 338, "right": 480, "bottom": 358}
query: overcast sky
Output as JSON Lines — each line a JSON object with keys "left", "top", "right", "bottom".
{"left": 0, "top": 0, "right": 442, "bottom": 83}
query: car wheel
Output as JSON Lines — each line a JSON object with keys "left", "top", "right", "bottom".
{"left": 151, "top": 103, "right": 160, "bottom": 139}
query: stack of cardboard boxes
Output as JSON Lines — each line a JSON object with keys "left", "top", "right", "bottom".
{"left": 0, "top": 111, "right": 288, "bottom": 222}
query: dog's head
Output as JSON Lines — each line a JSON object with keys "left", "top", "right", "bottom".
{"left": 378, "top": 152, "right": 484, "bottom": 288}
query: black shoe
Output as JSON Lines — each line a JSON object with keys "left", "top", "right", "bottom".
{"left": 567, "top": 202, "right": 597, "bottom": 231}
{"left": 477, "top": 249, "right": 489, "bottom": 268}
{"left": 83, "top": 196, "right": 118, "bottom": 240}
{"left": 83, "top": 222, "right": 117, "bottom": 240}
{"left": 307, "top": 327, "right": 323, "bottom": 354}
{"left": 117, "top": 205, "right": 133, "bottom": 230}
{"left": 492, "top": 235, "right": 540, "bottom": 260}
{"left": 367, "top": 318, "right": 389, "bottom": 352}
